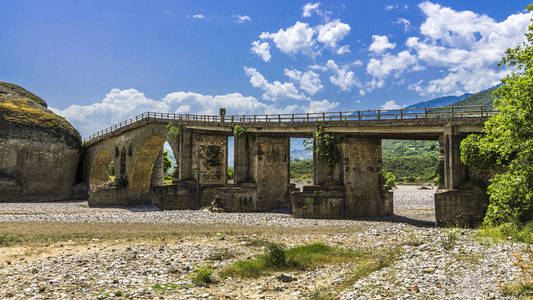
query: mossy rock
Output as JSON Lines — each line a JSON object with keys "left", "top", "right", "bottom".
{"left": 0, "top": 82, "right": 81, "bottom": 148}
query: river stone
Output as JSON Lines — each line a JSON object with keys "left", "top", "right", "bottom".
{"left": 0, "top": 81, "right": 82, "bottom": 202}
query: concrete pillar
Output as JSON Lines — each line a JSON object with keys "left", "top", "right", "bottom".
{"left": 191, "top": 133, "right": 227, "bottom": 185}
{"left": 313, "top": 135, "right": 344, "bottom": 185}
{"left": 234, "top": 134, "right": 257, "bottom": 183}
{"left": 254, "top": 135, "right": 290, "bottom": 210}
{"left": 441, "top": 126, "right": 466, "bottom": 190}
{"left": 178, "top": 127, "right": 193, "bottom": 180}
{"left": 343, "top": 137, "right": 386, "bottom": 218}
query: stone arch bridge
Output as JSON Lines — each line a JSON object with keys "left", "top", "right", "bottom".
{"left": 82, "top": 105, "right": 495, "bottom": 226}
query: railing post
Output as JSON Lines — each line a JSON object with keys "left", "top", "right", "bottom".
{"left": 278, "top": 115, "right": 281, "bottom": 123}
{"left": 322, "top": 113, "right": 325, "bottom": 121}
{"left": 400, "top": 109, "right": 403, "bottom": 120}
{"left": 339, "top": 112, "right": 342, "bottom": 121}
{"left": 306, "top": 113, "right": 309, "bottom": 122}
{"left": 377, "top": 110, "right": 381, "bottom": 120}
{"left": 291, "top": 114, "right": 294, "bottom": 122}
{"left": 451, "top": 106, "right": 455, "bottom": 120}
{"left": 480, "top": 106, "right": 484, "bottom": 118}
{"left": 358, "top": 111, "right": 361, "bottom": 121}
{"left": 424, "top": 108, "right": 427, "bottom": 119}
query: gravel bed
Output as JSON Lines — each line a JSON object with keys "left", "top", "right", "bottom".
{"left": 0, "top": 186, "right": 529, "bottom": 299}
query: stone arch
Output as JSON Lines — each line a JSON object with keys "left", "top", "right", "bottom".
{"left": 128, "top": 144, "right": 133, "bottom": 156}
{"left": 89, "top": 150, "right": 113, "bottom": 192}
{"left": 129, "top": 135, "right": 167, "bottom": 201}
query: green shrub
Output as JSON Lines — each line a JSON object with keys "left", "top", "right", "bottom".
{"left": 191, "top": 266, "right": 215, "bottom": 287}
{"left": 478, "top": 221, "right": 533, "bottom": 244}
{"left": 382, "top": 171, "right": 396, "bottom": 190}
{"left": 264, "top": 243, "right": 286, "bottom": 268}
{"left": 441, "top": 229, "right": 458, "bottom": 250}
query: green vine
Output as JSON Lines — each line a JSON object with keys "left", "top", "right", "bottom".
{"left": 167, "top": 122, "right": 180, "bottom": 142}
{"left": 233, "top": 125, "right": 245, "bottom": 137}
{"left": 304, "top": 126, "right": 342, "bottom": 169}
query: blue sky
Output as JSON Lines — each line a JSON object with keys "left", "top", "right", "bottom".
{"left": 1, "top": 0, "right": 532, "bottom": 137}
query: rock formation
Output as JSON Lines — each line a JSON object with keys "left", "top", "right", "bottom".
{"left": 0, "top": 81, "right": 82, "bottom": 201}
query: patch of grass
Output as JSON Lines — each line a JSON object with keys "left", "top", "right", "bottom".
{"left": 191, "top": 265, "right": 216, "bottom": 287}
{"left": 337, "top": 247, "right": 403, "bottom": 291}
{"left": 151, "top": 282, "right": 191, "bottom": 291}
{"left": 441, "top": 229, "right": 458, "bottom": 250}
{"left": 478, "top": 222, "right": 533, "bottom": 244}
{"left": 103, "top": 290, "right": 124, "bottom": 297}
{"left": 501, "top": 251, "right": 533, "bottom": 298}
{"left": 221, "top": 242, "right": 362, "bottom": 278}
{"left": 307, "top": 287, "right": 337, "bottom": 300}
{"left": 208, "top": 249, "right": 234, "bottom": 261}
{"left": 405, "top": 234, "right": 422, "bottom": 246}
{"left": 455, "top": 252, "right": 482, "bottom": 264}
{"left": 0, "top": 234, "right": 21, "bottom": 246}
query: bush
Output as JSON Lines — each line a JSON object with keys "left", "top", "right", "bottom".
{"left": 191, "top": 266, "right": 215, "bottom": 287}
{"left": 382, "top": 171, "right": 396, "bottom": 190}
{"left": 264, "top": 243, "right": 286, "bottom": 268}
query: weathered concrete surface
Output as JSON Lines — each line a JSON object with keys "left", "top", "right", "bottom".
{"left": 0, "top": 82, "right": 82, "bottom": 202}
{"left": 291, "top": 185, "right": 345, "bottom": 218}
{"left": 343, "top": 137, "right": 390, "bottom": 217}
{"left": 435, "top": 183, "right": 489, "bottom": 227}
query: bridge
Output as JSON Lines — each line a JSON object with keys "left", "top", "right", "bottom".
{"left": 82, "top": 105, "right": 495, "bottom": 226}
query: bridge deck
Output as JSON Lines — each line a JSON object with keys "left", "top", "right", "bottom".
{"left": 83, "top": 105, "right": 495, "bottom": 145}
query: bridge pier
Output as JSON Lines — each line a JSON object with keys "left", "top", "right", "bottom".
{"left": 435, "top": 126, "right": 489, "bottom": 226}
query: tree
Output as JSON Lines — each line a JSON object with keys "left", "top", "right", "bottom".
{"left": 460, "top": 6, "right": 533, "bottom": 225}
{"left": 163, "top": 151, "right": 172, "bottom": 174}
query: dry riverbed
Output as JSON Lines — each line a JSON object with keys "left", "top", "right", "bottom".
{"left": 0, "top": 186, "right": 530, "bottom": 299}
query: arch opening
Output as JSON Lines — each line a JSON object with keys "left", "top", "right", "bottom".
{"left": 89, "top": 150, "right": 113, "bottom": 192}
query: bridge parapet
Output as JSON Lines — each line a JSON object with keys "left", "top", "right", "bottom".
{"left": 84, "top": 105, "right": 496, "bottom": 144}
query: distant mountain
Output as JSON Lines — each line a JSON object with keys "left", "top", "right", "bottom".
{"left": 405, "top": 93, "right": 472, "bottom": 109}
{"left": 448, "top": 85, "right": 497, "bottom": 107}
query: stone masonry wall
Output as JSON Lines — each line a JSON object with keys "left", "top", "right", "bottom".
{"left": 191, "top": 134, "right": 227, "bottom": 185}
{"left": 343, "top": 137, "right": 389, "bottom": 217}
{"left": 254, "top": 135, "right": 290, "bottom": 210}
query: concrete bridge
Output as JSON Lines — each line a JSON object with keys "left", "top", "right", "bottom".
{"left": 82, "top": 105, "right": 495, "bottom": 226}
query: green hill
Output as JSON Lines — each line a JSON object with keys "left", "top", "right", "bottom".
{"left": 449, "top": 86, "right": 497, "bottom": 107}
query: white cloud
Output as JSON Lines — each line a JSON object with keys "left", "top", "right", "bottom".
{"left": 251, "top": 40, "right": 271, "bottom": 62}
{"left": 316, "top": 19, "right": 351, "bottom": 49}
{"left": 404, "top": 1, "right": 533, "bottom": 95}
{"left": 325, "top": 59, "right": 361, "bottom": 92}
{"left": 244, "top": 66, "right": 309, "bottom": 101}
{"left": 52, "top": 88, "right": 313, "bottom": 138}
{"left": 258, "top": 19, "right": 351, "bottom": 58}
{"left": 336, "top": 45, "right": 351, "bottom": 55}
{"left": 381, "top": 100, "right": 401, "bottom": 110}
{"left": 395, "top": 18, "right": 411, "bottom": 31}
{"left": 284, "top": 68, "right": 323, "bottom": 95}
{"left": 233, "top": 14, "right": 251, "bottom": 23}
{"left": 188, "top": 14, "right": 205, "bottom": 19}
{"left": 366, "top": 50, "right": 418, "bottom": 79}
{"left": 302, "top": 2, "right": 321, "bottom": 17}
{"left": 385, "top": 5, "right": 398, "bottom": 11}
{"left": 260, "top": 22, "right": 316, "bottom": 57}
{"left": 368, "top": 35, "right": 396, "bottom": 54}
{"left": 303, "top": 99, "right": 339, "bottom": 112}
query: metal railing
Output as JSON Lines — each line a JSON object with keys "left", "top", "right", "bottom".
{"left": 84, "top": 105, "right": 496, "bottom": 143}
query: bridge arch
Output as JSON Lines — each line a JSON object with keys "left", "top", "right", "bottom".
{"left": 129, "top": 135, "right": 176, "bottom": 201}
{"left": 89, "top": 149, "right": 113, "bottom": 191}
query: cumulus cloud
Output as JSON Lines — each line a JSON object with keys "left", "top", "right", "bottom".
{"left": 381, "top": 100, "right": 401, "bottom": 110}
{"left": 304, "top": 99, "right": 339, "bottom": 112}
{"left": 302, "top": 2, "right": 321, "bottom": 17}
{"left": 368, "top": 35, "right": 396, "bottom": 54}
{"left": 284, "top": 68, "right": 323, "bottom": 95}
{"left": 251, "top": 40, "right": 271, "bottom": 62}
{"left": 385, "top": 5, "right": 398, "bottom": 11}
{"left": 258, "top": 19, "right": 351, "bottom": 58}
{"left": 366, "top": 50, "right": 418, "bottom": 79}
{"left": 405, "top": 1, "right": 533, "bottom": 95}
{"left": 233, "top": 14, "right": 251, "bottom": 23}
{"left": 325, "top": 59, "right": 361, "bottom": 92}
{"left": 259, "top": 22, "right": 316, "bottom": 57}
{"left": 316, "top": 19, "right": 351, "bottom": 49}
{"left": 244, "top": 66, "right": 309, "bottom": 101}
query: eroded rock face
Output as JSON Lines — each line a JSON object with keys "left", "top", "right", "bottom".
{"left": 0, "top": 81, "right": 82, "bottom": 201}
